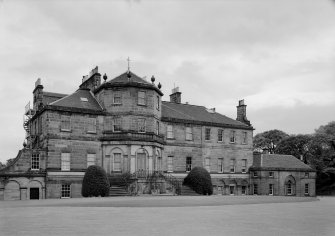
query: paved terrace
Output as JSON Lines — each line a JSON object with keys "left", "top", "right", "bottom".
{"left": 0, "top": 196, "right": 334, "bottom": 236}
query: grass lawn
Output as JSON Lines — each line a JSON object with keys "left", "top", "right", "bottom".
{"left": 0, "top": 196, "right": 334, "bottom": 236}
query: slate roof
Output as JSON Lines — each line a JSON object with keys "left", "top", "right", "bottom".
{"left": 49, "top": 88, "right": 103, "bottom": 111}
{"left": 107, "top": 71, "right": 151, "bottom": 85}
{"left": 96, "top": 71, "right": 163, "bottom": 95}
{"left": 252, "top": 154, "right": 314, "bottom": 171}
{"left": 43, "top": 91, "right": 67, "bottom": 105}
{"left": 162, "top": 101, "right": 251, "bottom": 128}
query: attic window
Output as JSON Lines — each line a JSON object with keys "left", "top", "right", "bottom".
{"left": 80, "top": 97, "right": 88, "bottom": 102}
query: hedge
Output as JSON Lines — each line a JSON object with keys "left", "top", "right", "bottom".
{"left": 82, "top": 165, "right": 110, "bottom": 197}
{"left": 183, "top": 166, "right": 213, "bottom": 195}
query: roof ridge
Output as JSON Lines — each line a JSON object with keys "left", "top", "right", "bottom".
{"left": 161, "top": 103, "right": 195, "bottom": 120}
{"left": 162, "top": 101, "right": 206, "bottom": 108}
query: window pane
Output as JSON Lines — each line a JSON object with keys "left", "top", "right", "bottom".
{"left": 186, "top": 157, "right": 192, "bottom": 171}
{"left": 31, "top": 154, "right": 40, "bottom": 170}
{"left": 113, "top": 118, "right": 122, "bottom": 132}
{"left": 241, "top": 159, "right": 247, "bottom": 173}
{"left": 186, "top": 127, "right": 192, "bottom": 140}
{"left": 243, "top": 132, "right": 248, "bottom": 144}
{"left": 167, "top": 125, "right": 173, "bottom": 139}
{"left": 138, "top": 91, "right": 146, "bottom": 105}
{"left": 218, "top": 129, "right": 223, "bottom": 142}
{"left": 113, "top": 91, "right": 122, "bottom": 104}
{"left": 168, "top": 156, "right": 173, "bottom": 172}
{"left": 113, "top": 153, "right": 121, "bottom": 171}
{"left": 61, "top": 116, "right": 71, "bottom": 131}
{"left": 205, "top": 128, "right": 211, "bottom": 140}
{"left": 87, "top": 118, "right": 96, "bottom": 133}
{"left": 218, "top": 158, "right": 223, "bottom": 173}
{"left": 87, "top": 154, "right": 95, "bottom": 167}
{"left": 138, "top": 119, "right": 146, "bottom": 133}
{"left": 230, "top": 130, "right": 235, "bottom": 143}
{"left": 230, "top": 159, "right": 235, "bottom": 173}
{"left": 61, "top": 153, "right": 70, "bottom": 171}
{"left": 61, "top": 184, "right": 71, "bottom": 198}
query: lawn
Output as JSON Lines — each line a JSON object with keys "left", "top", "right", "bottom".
{"left": 0, "top": 196, "right": 334, "bottom": 236}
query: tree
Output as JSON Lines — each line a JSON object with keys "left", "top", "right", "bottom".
{"left": 253, "top": 129, "right": 289, "bottom": 152}
{"left": 276, "top": 134, "right": 312, "bottom": 163}
{"left": 315, "top": 121, "right": 335, "bottom": 139}
{"left": 82, "top": 165, "right": 110, "bottom": 197}
{"left": 183, "top": 167, "right": 213, "bottom": 195}
{"left": 0, "top": 161, "right": 5, "bottom": 169}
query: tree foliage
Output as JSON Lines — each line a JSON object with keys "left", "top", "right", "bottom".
{"left": 82, "top": 165, "right": 110, "bottom": 197}
{"left": 276, "top": 134, "right": 312, "bottom": 162}
{"left": 183, "top": 167, "right": 213, "bottom": 195}
{"left": 253, "top": 129, "right": 289, "bottom": 151}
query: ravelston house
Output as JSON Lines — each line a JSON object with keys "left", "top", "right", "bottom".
{"left": 0, "top": 66, "right": 316, "bottom": 200}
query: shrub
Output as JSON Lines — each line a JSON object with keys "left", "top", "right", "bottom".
{"left": 183, "top": 166, "right": 213, "bottom": 195}
{"left": 82, "top": 165, "right": 110, "bottom": 197}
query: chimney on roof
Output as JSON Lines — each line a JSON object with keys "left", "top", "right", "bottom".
{"left": 236, "top": 99, "right": 251, "bottom": 126}
{"left": 79, "top": 66, "right": 101, "bottom": 91}
{"left": 170, "top": 87, "right": 181, "bottom": 104}
{"left": 33, "top": 78, "right": 44, "bottom": 111}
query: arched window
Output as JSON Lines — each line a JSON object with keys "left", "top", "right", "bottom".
{"left": 287, "top": 180, "right": 292, "bottom": 195}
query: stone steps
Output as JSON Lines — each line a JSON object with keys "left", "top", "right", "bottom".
{"left": 109, "top": 186, "right": 129, "bottom": 197}
{"left": 180, "top": 185, "right": 201, "bottom": 196}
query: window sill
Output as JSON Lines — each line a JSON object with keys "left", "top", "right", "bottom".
{"left": 87, "top": 131, "right": 97, "bottom": 134}
{"left": 217, "top": 141, "right": 223, "bottom": 143}
{"left": 61, "top": 129, "right": 71, "bottom": 132}
{"left": 61, "top": 197, "right": 71, "bottom": 199}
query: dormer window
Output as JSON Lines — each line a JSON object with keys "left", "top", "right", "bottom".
{"left": 138, "top": 91, "right": 146, "bottom": 105}
{"left": 80, "top": 97, "right": 88, "bottom": 102}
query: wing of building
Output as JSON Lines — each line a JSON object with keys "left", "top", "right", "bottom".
{"left": 0, "top": 67, "right": 316, "bottom": 200}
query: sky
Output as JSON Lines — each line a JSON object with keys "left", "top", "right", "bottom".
{"left": 0, "top": 0, "right": 335, "bottom": 163}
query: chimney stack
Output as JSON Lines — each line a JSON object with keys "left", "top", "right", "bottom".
{"left": 236, "top": 99, "right": 251, "bottom": 126}
{"left": 170, "top": 87, "right": 181, "bottom": 104}
{"left": 33, "top": 78, "right": 44, "bottom": 111}
{"left": 79, "top": 66, "right": 101, "bottom": 91}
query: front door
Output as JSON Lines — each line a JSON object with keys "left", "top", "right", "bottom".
{"left": 229, "top": 185, "right": 235, "bottom": 195}
{"left": 30, "top": 188, "right": 39, "bottom": 200}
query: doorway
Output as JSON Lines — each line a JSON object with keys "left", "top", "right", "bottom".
{"left": 30, "top": 188, "right": 39, "bottom": 200}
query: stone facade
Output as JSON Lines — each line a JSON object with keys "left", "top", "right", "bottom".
{"left": 0, "top": 67, "right": 316, "bottom": 200}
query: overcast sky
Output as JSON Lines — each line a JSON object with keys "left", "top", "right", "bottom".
{"left": 0, "top": 0, "right": 335, "bottom": 163}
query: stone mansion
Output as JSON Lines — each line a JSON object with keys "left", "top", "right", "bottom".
{"left": 0, "top": 67, "right": 316, "bottom": 200}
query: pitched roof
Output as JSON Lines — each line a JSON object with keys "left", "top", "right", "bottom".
{"left": 49, "top": 88, "right": 103, "bottom": 111}
{"left": 107, "top": 71, "right": 151, "bottom": 85}
{"left": 252, "top": 154, "right": 314, "bottom": 171}
{"left": 96, "top": 71, "right": 163, "bottom": 95}
{"left": 161, "top": 101, "right": 251, "bottom": 128}
{"left": 43, "top": 91, "right": 67, "bottom": 105}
